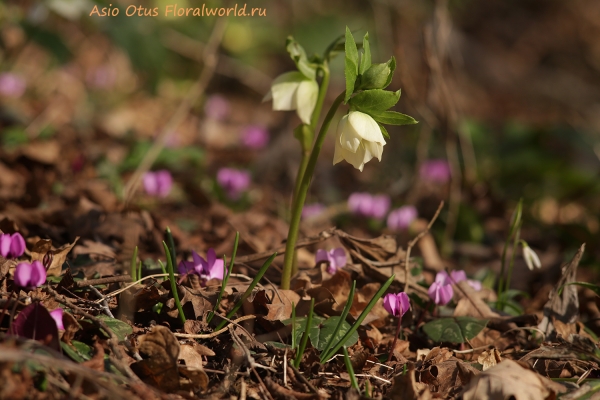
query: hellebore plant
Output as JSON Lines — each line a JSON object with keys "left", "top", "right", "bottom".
{"left": 0, "top": 232, "right": 26, "bottom": 259}
{"left": 383, "top": 292, "right": 410, "bottom": 361}
{"left": 269, "top": 28, "right": 417, "bottom": 289}
{"left": 315, "top": 248, "right": 347, "bottom": 274}
{"left": 521, "top": 240, "right": 541, "bottom": 271}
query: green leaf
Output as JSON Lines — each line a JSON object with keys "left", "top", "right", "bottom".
{"left": 96, "top": 315, "right": 133, "bottom": 341}
{"left": 312, "top": 316, "right": 358, "bottom": 351}
{"left": 323, "top": 34, "right": 346, "bottom": 61}
{"left": 422, "top": 317, "right": 488, "bottom": 343}
{"left": 378, "top": 124, "right": 390, "bottom": 140}
{"left": 370, "top": 110, "right": 418, "bottom": 126}
{"left": 286, "top": 37, "right": 316, "bottom": 80}
{"left": 348, "top": 89, "right": 400, "bottom": 113}
{"left": 344, "top": 27, "right": 359, "bottom": 103}
{"left": 359, "top": 33, "right": 371, "bottom": 75}
{"left": 383, "top": 56, "right": 396, "bottom": 89}
{"left": 560, "top": 282, "right": 600, "bottom": 297}
{"left": 359, "top": 63, "right": 391, "bottom": 90}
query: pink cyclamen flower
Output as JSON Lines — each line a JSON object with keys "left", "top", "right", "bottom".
{"left": 143, "top": 170, "right": 173, "bottom": 198}
{"left": 383, "top": 292, "right": 411, "bottom": 318}
{"left": 428, "top": 271, "right": 454, "bottom": 306}
{"left": 0, "top": 73, "right": 26, "bottom": 98}
{"left": 348, "top": 193, "right": 390, "bottom": 219}
{"left": 204, "top": 94, "right": 230, "bottom": 121}
{"left": 49, "top": 308, "right": 64, "bottom": 330}
{"left": 178, "top": 249, "right": 225, "bottom": 284}
{"left": 14, "top": 261, "right": 46, "bottom": 290}
{"left": 0, "top": 232, "right": 26, "bottom": 259}
{"left": 450, "top": 270, "right": 482, "bottom": 291}
{"left": 302, "top": 203, "right": 325, "bottom": 219}
{"left": 387, "top": 206, "right": 418, "bottom": 231}
{"left": 217, "top": 168, "right": 251, "bottom": 200}
{"left": 242, "top": 125, "right": 269, "bottom": 149}
{"left": 86, "top": 65, "right": 117, "bottom": 89}
{"left": 419, "top": 159, "right": 451, "bottom": 184}
{"left": 315, "top": 248, "right": 347, "bottom": 274}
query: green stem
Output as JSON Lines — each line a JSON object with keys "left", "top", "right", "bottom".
{"left": 289, "top": 66, "right": 330, "bottom": 277}
{"left": 207, "top": 232, "right": 239, "bottom": 324}
{"left": 281, "top": 91, "right": 345, "bottom": 290}
{"left": 343, "top": 346, "right": 359, "bottom": 391}
{"left": 165, "top": 227, "right": 177, "bottom": 270}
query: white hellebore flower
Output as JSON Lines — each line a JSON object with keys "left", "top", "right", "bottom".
{"left": 333, "top": 111, "right": 386, "bottom": 172}
{"left": 522, "top": 244, "right": 541, "bottom": 270}
{"left": 265, "top": 71, "right": 318, "bottom": 125}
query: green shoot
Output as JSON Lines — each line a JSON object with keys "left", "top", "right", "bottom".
{"left": 294, "top": 298, "right": 314, "bottom": 368}
{"left": 137, "top": 260, "right": 142, "bottom": 281}
{"left": 158, "top": 260, "right": 167, "bottom": 276}
{"left": 498, "top": 199, "right": 522, "bottom": 310}
{"left": 130, "top": 246, "right": 138, "bottom": 281}
{"left": 291, "top": 302, "right": 297, "bottom": 349}
{"left": 320, "top": 280, "right": 356, "bottom": 363}
{"left": 162, "top": 241, "right": 186, "bottom": 325}
{"left": 343, "top": 346, "right": 359, "bottom": 391}
{"left": 165, "top": 227, "right": 177, "bottom": 270}
{"left": 208, "top": 232, "right": 239, "bottom": 324}
{"left": 322, "top": 274, "right": 395, "bottom": 362}
{"left": 365, "top": 379, "right": 372, "bottom": 398}
{"left": 215, "top": 252, "right": 277, "bottom": 331}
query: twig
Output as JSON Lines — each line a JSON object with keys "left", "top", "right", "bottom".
{"left": 95, "top": 273, "right": 172, "bottom": 303}
{"left": 289, "top": 364, "right": 320, "bottom": 394}
{"left": 88, "top": 285, "right": 114, "bottom": 318}
{"left": 403, "top": 201, "right": 444, "bottom": 294}
{"left": 122, "top": 17, "right": 228, "bottom": 204}
{"left": 173, "top": 315, "right": 256, "bottom": 339}
{"left": 76, "top": 276, "right": 132, "bottom": 287}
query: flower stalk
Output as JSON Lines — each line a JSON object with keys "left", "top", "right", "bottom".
{"left": 281, "top": 92, "right": 345, "bottom": 289}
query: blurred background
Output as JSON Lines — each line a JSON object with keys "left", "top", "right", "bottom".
{"left": 1, "top": 0, "right": 599, "bottom": 297}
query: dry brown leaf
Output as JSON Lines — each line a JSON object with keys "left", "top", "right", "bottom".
{"left": 255, "top": 289, "right": 300, "bottom": 321}
{"left": 31, "top": 237, "right": 79, "bottom": 276}
{"left": 132, "top": 325, "right": 180, "bottom": 392}
{"left": 461, "top": 359, "right": 566, "bottom": 400}
{"left": 478, "top": 348, "right": 502, "bottom": 371}
{"left": 389, "top": 365, "right": 432, "bottom": 400}
{"left": 539, "top": 244, "right": 584, "bottom": 338}
{"left": 179, "top": 344, "right": 206, "bottom": 369}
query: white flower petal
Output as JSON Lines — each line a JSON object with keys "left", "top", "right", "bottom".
{"left": 343, "top": 143, "right": 367, "bottom": 171}
{"left": 269, "top": 71, "right": 305, "bottom": 111}
{"left": 295, "top": 79, "right": 318, "bottom": 125}
{"left": 347, "top": 111, "right": 385, "bottom": 143}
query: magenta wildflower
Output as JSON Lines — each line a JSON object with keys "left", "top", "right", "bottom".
{"left": 242, "top": 125, "right": 269, "bottom": 149}
{"left": 0, "top": 73, "right": 26, "bottom": 98}
{"left": 419, "top": 159, "right": 451, "bottom": 183}
{"left": 450, "top": 270, "right": 482, "bottom": 291}
{"left": 383, "top": 292, "right": 411, "bottom": 318}
{"left": 143, "top": 170, "right": 173, "bottom": 198}
{"left": 178, "top": 249, "right": 225, "bottom": 284}
{"left": 315, "top": 248, "right": 347, "bottom": 274}
{"left": 86, "top": 66, "right": 116, "bottom": 89}
{"left": 0, "top": 232, "right": 26, "bottom": 259}
{"left": 387, "top": 206, "right": 418, "bottom": 231}
{"left": 14, "top": 261, "right": 46, "bottom": 290}
{"left": 347, "top": 193, "right": 390, "bottom": 220}
{"left": 302, "top": 203, "right": 325, "bottom": 219}
{"left": 49, "top": 308, "right": 64, "bottom": 330}
{"left": 204, "top": 94, "right": 229, "bottom": 121}
{"left": 428, "top": 271, "right": 454, "bottom": 306}
{"left": 217, "top": 168, "right": 251, "bottom": 200}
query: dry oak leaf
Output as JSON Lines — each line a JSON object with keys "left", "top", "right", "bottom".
{"left": 31, "top": 237, "right": 79, "bottom": 276}
{"left": 461, "top": 359, "right": 566, "bottom": 400}
{"left": 132, "top": 325, "right": 180, "bottom": 392}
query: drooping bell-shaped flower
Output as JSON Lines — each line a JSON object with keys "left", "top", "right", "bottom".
{"left": 14, "top": 261, "right": 46, "bottom": 290}
{"left": 383, "top": 292, "right": 411, "bottom": 318}
{"left": 49, "top": 308, "right": 64, "bottom": 330}
{"left": 265, "top": 71, "right": 318, "bottom": 125}
{"left": 333, "top": 111, "right": 386, "bottom": 172}
{"left": 315, "top": 248, "right": 347, "bottom": 274}
{"left": 450, "top": 270, "right": 482, "bottom": 291}
{"left": 522, "top": 243, "right": 541, "bottom": 271}
{"left": 217, "top": 168, "right": 251, "bottom": 200}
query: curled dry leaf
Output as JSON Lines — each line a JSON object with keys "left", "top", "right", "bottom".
{"left": 30, "top": 237, "right": 79, "bottom": 276}
{"left": 389, "top": 365, "right": 432, "bottom": 400}
{"left": 478, "top": 348, "right": 502, "bottom": 371}
{"left": 461, "top": 359, "right": 566, "bottom": 400}
{"left": 132, "top": 325, "right": 180, "bottom": 392}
